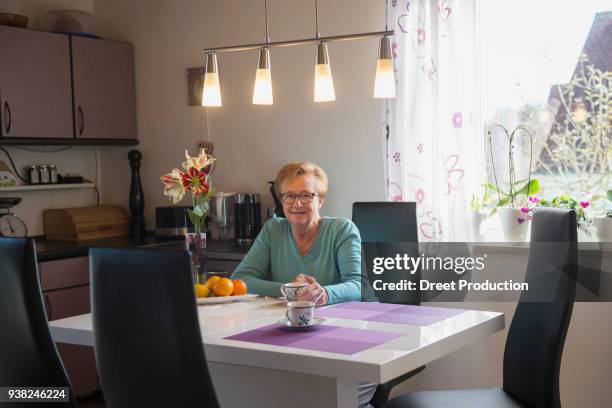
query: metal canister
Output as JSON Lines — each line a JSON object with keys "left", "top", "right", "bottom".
{"left": 39, "top": 165, "right": 50, "bottom": 184}
{"left": 49, "top": 165, "right": 58, "bottom": 184}
{"left": 29, "top": 165, "right": 40, "bottom": 185}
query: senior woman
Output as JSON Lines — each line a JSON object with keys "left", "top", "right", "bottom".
{"left": 231, "top": 161, "right": 376, "bottom": 408}
{"left": 231, "top": 161, "right": 362, "bottom": 305}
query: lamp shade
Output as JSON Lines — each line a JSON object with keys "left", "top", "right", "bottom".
{"left": 202, "top": 52, "right": 222, "bottom": 107}
{"left": 253, "top": 47, "right": 273, "bottom": 105}
{"left": 374, "top": 36, "right": 396, "bottom": 98}
{"left": 314, "top": 42, "right": 335, "bottom": 102}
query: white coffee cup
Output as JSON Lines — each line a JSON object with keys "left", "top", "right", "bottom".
{"left": 286, "top": 301, "right": 315, "bottom": 326}
{"left": 280, "top": 282, "right": 308, "bottom": 301}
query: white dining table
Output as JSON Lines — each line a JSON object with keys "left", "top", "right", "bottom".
{"left": 48, "top": 298, "right": 504, "bottom": 408}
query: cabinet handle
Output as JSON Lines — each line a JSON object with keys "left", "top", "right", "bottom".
{"left": 78, "top": 106, "right": 84, "bottom": 135}
{"left": 44, "top": 294, "right": 53, "bottom": 321}
{"left": 3, "top": 101, "right": 11, "bottom": 134}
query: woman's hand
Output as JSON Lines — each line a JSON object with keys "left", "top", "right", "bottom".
{"left": 291, "top": 274, "right": 316, "bottom": 284}
{"left": 297, "top": 280, "right": 329, "bottom": 306}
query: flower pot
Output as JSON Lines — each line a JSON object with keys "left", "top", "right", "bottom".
{"left": 498, "top": 207, "right": 529, "bottom": 242}
{"left": 593, "top": 217, "right": 612, "bottom": 242}
{"left": 185, "top": 232, "right": 207, "bottom": 284}
{"left": 469, "top": 210, "right": 487, "bottom": 241}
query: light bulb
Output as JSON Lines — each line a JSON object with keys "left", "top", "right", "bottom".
{"left": 374, "top": 36, "right": 396, "bottom": 98}
{"left": 314, "top": 42, "right": 335, "bottom": 102}
{"left": 202, "top": 52, "right": 222, "bottom": 107}
{"left": 253, "top": 48, "right": 273, "bottom": 105}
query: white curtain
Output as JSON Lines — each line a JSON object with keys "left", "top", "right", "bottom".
{"left": 385, "top": 0, "right": 482, "bottom": 241}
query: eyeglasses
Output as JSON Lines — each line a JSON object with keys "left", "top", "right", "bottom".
{"left": 280, "top": 192, "right": 320, "bottom": 204}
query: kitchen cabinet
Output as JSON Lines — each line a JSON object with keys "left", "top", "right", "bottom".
{"left": 71, "top": 36, "right": 137, "bottom": 140}
{"left": 0, "top": 26, "right": 73, "bottom": 139}
{"left": 0, "top": 26, "right": 137, "bottom": 145}
{"left": 40, "top": 257, "right": 98, "bottom": 397}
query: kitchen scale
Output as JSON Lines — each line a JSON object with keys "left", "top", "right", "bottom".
{"left": 0, "top": 197, "right": 27, "bottom": 237}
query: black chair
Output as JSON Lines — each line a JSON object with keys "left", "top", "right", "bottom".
{"left": 385, "top": 208, "right": 578, "bottom": 408}
{"left": 0, "top": 237, "right": 75, "bottom": 408}
{"left": 352, "top": 202, "right": 425, "bottom": 408}
{"left": 90, "top": 247, "right": 220, "bottom": 408}
{"left": 352, "top": 201, "right": 421, "bottom": 305}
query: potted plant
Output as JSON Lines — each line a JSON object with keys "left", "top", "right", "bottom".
{"left": 531, "top": 193, "right": 592, "bottom": 237}
{"left": 487, "top": 124, "right": 540, "bottom": 241}
{"left": 469, "top": 185, "right": 489, "bottom": 241}
{"left": 593, "top": 190, "right": 612, "bottom": 242}
{"left": 160, "top": 149, "right": 216, "bottom": 283}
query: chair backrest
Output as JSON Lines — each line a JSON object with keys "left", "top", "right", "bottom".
{"left": 503, "top": 208, "right": 577, "bottom": 408}
{"left": 352, "top": 202, "right": 420, "bottom": 304}
{"left": 0, "top": 237, "right": 74, "bottom": 407}
{"left": 90, "top": 247, "right": 220, "bottom": 408}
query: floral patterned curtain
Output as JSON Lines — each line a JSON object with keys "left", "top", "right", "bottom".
{"left": 385, "top": 0, "right": 482, "bottom": 241}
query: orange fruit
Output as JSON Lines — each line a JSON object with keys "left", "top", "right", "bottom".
{"left": 232, "top": 279, "right": 248, "bottom": 296}
{"left": 205, "top": 276, "right": 221, "bottom": 291}
{"left": 194, "top": 284, "right": 209, "bottom": 298}
{"left": 213, "top": 278, "right": 234, "bottom": 297}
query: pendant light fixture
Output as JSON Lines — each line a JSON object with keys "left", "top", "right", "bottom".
{"left": 313, "top": 0, "right": 335, "bottom": 102}
{"left": 373, "top": 36, "right": 395, "bottom": 98}
{"left": 202, "top": 52, "right": 222, "bottom": 107}
{"left": 200, "top": 1, "right": 395, "bottom": 107}
{"left": 374, "top": 1, "right": 396, "bottom": 98}
{"left": 253, "top": 0, "right": 273, "bottom": 105}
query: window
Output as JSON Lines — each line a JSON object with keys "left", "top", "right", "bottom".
{"left": 480, "top": 1, "right": 611, "bottom": 206}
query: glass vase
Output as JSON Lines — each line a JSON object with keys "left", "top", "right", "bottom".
{"left": 185, "top": 232, "right": 207, "bottom": 284}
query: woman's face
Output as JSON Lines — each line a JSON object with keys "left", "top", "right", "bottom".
{"left": 280, "top": 174, "right": 324, "bottom": 227}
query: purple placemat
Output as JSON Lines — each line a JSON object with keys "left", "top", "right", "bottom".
{"left": 317, "top": 302, "right": 465, "bottom": 326}
{"left": 224, "top": 323, "right": 404, "bottom": 355}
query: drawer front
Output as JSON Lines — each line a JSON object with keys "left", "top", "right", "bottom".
{"left": 205, "top": 259, "right": 240, "bottom": 273}
{"left": 55, "top": 343, "right": 98, "bottom": 396}
{"left": 39, "top": 257, "right": 89, "bottom": 291}
{"left": 43, "top": 285, "right": 90, "bottom": 321}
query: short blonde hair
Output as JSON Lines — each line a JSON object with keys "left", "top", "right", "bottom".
{"left": 275, "top": 161, "right": 329, "bottom": 199}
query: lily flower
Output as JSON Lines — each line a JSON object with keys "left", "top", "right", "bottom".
{"left": 181, "top": 167, "right": 209, "bottom": 196}
{"left": 160, "top": 168, "right": 187, "bottom": 204}
{"left": 182, "top": 149, "right": 216, "bottom": 172}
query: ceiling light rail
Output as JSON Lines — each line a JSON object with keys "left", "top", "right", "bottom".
{"left": 202, "top": 30, "right": 394, "bottom": 54}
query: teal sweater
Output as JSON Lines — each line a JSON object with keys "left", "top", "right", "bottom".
{"left": 231, "top": 216, "right": 362, "bottom": 304}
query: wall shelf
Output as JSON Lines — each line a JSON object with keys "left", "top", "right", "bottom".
{"left": 0, "top": 183, "right": 96, "bottom": 192}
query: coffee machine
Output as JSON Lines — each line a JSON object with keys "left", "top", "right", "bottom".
{"left": 234, "top": 193, "right": 261, "bottom": 243}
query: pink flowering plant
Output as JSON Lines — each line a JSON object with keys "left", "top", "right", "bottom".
{"left": 487, "top": 124, "right": 540, "bottom": 224}
{"left": 525, "top": 192, "right": 592, "bottom": 229}
{"left": 160, "top": 149, "right": 216, "bottom": 233}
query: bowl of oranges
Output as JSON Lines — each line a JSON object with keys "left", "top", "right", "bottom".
{"left": 194, "top": 275, "right": 257, "bottom": 304}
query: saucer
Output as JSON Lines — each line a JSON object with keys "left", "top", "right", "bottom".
{"left": 277, "top": 316, "right": 325, "bottom": 329}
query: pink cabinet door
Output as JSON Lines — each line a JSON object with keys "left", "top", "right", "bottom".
{"left": 0, "top": 26, "right": 73, "bottom": 138}
{"left": 44, "top": 285, "right": 98, "bottom": 396}
{"left": 39, "top": 256, "right": 89, "bottom": 292}
{"left": 44, "top": 285, "right": 90, "bottom": 321}
{"left": 71, "top": 36, "right": 137, "bottom": 139}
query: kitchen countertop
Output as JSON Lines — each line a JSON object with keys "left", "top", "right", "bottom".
{"left": 34, "top": 234, "right": 252, "bottom": 262}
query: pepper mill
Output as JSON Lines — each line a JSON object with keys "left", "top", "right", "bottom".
{"left": 128, "top": 149, "right": 146, "bottom": 238}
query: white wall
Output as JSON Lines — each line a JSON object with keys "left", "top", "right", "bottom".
{"left": 93, "top": 0, "right": 387, "bottom": 225}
